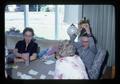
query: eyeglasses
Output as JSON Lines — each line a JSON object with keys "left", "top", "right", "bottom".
{"left": 24, "top": 35, "right": 32, "bottom": 38}
{"left": 82, "top": 41, "right": 89, "bottom": 43}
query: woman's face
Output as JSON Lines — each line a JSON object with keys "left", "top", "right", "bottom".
{"left": 81, "top": 36, "right": 89, "bottom": 48}
{"left": 24, "top": 31, "right": 33, "bottom": 43}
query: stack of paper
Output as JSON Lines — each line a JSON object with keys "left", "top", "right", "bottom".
{"left": 20, "top": 74, "right": 33, "bottom": 79}
{"left": 48, "top": 70, "right": 54, "bottom": 76}
{"left": 28, "top": 69, "right": 38, "bottom": 75}
{"left": 17, "top": 72, "right": 22, "bottom": 77}
{"left": 40, "top": 74, "right": 46, "bottom": 79}
{"left": 44, "top": 60, "right": 55, "bottom": 65}
{"left": 17, "top": 72, "right": 33, "bottom": 79}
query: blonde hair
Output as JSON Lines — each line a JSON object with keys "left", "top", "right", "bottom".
{"left": 78, "top": 17, "right": 90, "bottom": 29}
{"left": 58, "top": 40, "right": 76, "bottom": 57}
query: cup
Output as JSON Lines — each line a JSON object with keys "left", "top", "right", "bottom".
{"left": 24, "top": 53, "right": 30, "bottom": 66}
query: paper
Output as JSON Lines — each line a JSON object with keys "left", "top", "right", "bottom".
{"left": 44, "top": 60, "right": 55, "bottom": 65}
{"left": 17, "top": 72, "right": 22, "bottom": 77}
{"left": 48, "top": 70, "right": 54, "bottom": 76}
{"left": 28, "top": 69, "right": 38, "bottom": 75}
{"left": 20, "top": 74, "right": 33, "bottom": 79}
{"left": 40, "top": 74, "right": 46, "bottom": 79}
{"left": 17, "top": 72, "right": 34, "bottom": 79}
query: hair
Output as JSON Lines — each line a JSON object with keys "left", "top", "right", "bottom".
{"left": 58, "top": 40, "right": 76, "bottom": 57}
{"left": 78, "top": 17, "right": 90, "bottom": 29}
{"left": 23, "top": 27, "right": 34, "bottom": 36}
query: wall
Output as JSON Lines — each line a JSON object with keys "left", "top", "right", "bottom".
{"left": 6, "top": 35, "right": 59, "bottom": 50}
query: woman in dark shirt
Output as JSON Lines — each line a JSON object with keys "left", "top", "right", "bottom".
{"left": 13, "top": 27, "right": 38, "bottom": 63}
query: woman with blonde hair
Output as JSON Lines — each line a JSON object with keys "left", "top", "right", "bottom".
{"left": 54, "top": 40, "right": 88, "bottom": 79}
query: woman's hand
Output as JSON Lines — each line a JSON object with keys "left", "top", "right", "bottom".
{"left": 81, "top": 23, "right": 91, "bottom": 34}
{"left": 85, "top": 27, "right": 90, "bottom": 34}
{"left": 22, "top": 53, "right": 29, "bottom": 60}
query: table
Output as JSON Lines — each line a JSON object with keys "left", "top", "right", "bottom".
{"left": 7, "top": 56, "right": 56, "bottom": 79}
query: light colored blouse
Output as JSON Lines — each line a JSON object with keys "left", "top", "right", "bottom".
{"left": 54, "top": 55, "right": 88, "bottom": 79}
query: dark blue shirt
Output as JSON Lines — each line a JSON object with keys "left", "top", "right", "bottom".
{"left": 15, "top": 40, "right": 38, "bottom": 56}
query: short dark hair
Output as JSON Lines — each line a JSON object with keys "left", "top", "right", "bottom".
{"left": 23, "top": 27, "right": 34, "bottom": 36}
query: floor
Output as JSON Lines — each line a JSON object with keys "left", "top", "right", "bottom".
{"left": 101, "top": 67, "right": 112, "bottom": 79}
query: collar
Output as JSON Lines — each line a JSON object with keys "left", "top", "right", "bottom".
{"left": 23, "top": 39, "right": 33, "bottom": 45}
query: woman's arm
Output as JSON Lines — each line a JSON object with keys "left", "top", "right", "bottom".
{"left": 69, "top": 34, "right": 82, "bottom": 49}
{"left": 41, "top": 47, "right": 59, "bottom": 60}
{"left": 30, "top": 53, "right": 37, "bottom": 61}
{"left": 69, "top": 34, "right": 77, "bottom": 43}
{"left": 13, "top": 48, "right": 22, "bottom": 58}
{"left": 88, "top": 37, "right": 97, "bottom": 54}
{"left": 46, "top": 47, "right": 59, "bottom": 56}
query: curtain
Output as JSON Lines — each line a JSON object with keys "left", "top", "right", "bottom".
{"left": 82, "top": 5, "right": 115, "bottom": 66}
{"left": 64, "top": 5, "right": 82, "bottom": 24}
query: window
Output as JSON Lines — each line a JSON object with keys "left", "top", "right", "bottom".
{"left": 56, "top": 5, "right": 70, "bottom": 40}
{"left": 5, "top": 5, "right": 75, "bottom": 40}
{"left": 5, "top": 5, "right": 56, "bottom": 40}
{"left": 28, "top": 5, "right": 55, "bottom": 40}
{"left": 5, "top": 5, "right": 24, "bottom": 33}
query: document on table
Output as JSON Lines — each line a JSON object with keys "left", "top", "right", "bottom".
{"left": 44, "top": 60, "right": 55, "bottom": 65}
{"left": 28, "top": 69, "right": 39, "bottom": 75}
{"left": 17, "top": 72, "right": 34, "bottom": 79}
{"left": 17, "top": 72, "right": 22, "bottom": 77}
{"left": 20, "top": 74, "right": 33, "bottom": 79}
{"left": 48, "top": 70, "right": 54, "bottom": 76}
{"left": 40, "top": 74, "right": 46, "bottom": 79}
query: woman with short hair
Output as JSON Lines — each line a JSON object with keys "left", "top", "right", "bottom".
{"left": 54, "top": 40, "right": 88, "bottom": 79}
{"left": 13, "top": 27, "right": 38, "bottom": 63}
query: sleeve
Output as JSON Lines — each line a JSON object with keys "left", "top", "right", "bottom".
{"left": 69, "top": 34, "right": 82, "bottom": 49}
{"left": 69, "top": 34, "right": 77, "bottom": 43}
{"left": 87, "top": 48, "right": 106, "bottom": 79}
{"left": 32, "top": 43, "right": 38, "bottom": 53}
{"left": 46, "top": 47, "right": 58, "bottom": 56}
{"left": 88, "top": 37, "right": 97, "bottom": 54}
{"left": 73, "top": 43, "right": 82, "bottom": 52}
{"left": 15, "top": 41, "right": 20, "bottom": 49}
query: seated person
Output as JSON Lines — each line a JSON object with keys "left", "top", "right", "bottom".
{"left": 54, "top": 40, "right": 88, "bottom": 79}
{"left": 38, "top": 41, "right": 63, "bottom": 60}
{"left": 69, "top": 18, "right": 102, "bottom": 79}
{"left": 13, "top": 27, "right": 38, "bottom": 63}
{"left": 38, "top": 48, "right": 49, "bottom": 59}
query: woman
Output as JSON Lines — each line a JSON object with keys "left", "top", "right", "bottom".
{"left": 69, "top": 17, "right": 92, "bottom": 43}
{"left": 54, "top": 40, "right": 88, "bottom": 79}
{"left": 68, "top": 18, "right": 103, "bottom": 79}
{"left": 13, "top": 27, "right": 38, "bottom": 63}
